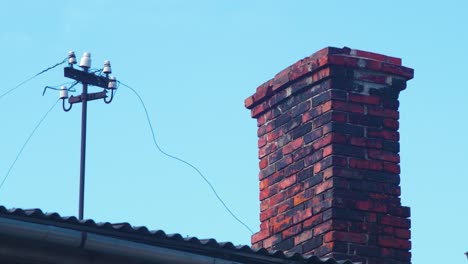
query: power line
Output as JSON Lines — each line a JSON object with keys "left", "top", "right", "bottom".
{"left": 0, "top": 99, "right": 59, "bottom": 192}
{"left": 119, "top": 81, "right": 254, "bottom": 235}
{"left": 0, "top": 58, "right": 67, "bottom": 100}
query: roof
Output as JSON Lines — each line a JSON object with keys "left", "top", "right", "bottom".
{"left": 0, "top": 205, "right": 352, "bottom": 264}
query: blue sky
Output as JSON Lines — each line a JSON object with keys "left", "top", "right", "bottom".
{"left": 0, "top": 1, "right": 467, "bottom": 263}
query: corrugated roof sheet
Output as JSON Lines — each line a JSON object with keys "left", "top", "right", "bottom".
{"left": 0, "top": 205, "right": 353, "bottom": 264}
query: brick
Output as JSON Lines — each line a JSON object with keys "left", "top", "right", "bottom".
{"left": 324, "top": 231, "right": 368, "bottom": 244}
{"left": 313, "top": 220, "right": 333, "bottom": 236}
{"left": 323, "top": 122, "right": 364, "bottom": 137}
{"left": 277, "top": 199, "right": 293, "bottom": 214}
{"left": 283, "top": 137, "right": 304, "bottom": 155}
{"left": 269, "top": 191, "right": 286, "bottom": 206}
{"left": 349, "top": 93, "right": 381, "bottom": 105}
{"left": 315, "top": 180, "right": 333, "bottom": 195}
{"left": 277, "top": 95, "right": 298, "bottom": 113}
{"left": 380, "top": 215, "right": 410, "bottom": 228}
{"left": 272, "top": 68, "right": 290, "bottom": 91}
{"left": 294, "top": 229, "right": 313, "bottom": 245}
{"left": 245, "top": 95, "right": 254, "bottom": 109}
{"left": 352, "top": 49, "right": 390, "bottom": 63}
{"left": 292, "top": 145, "right": 313, "bottom": 161}
{"left": 350, "top": 137, "right": 383, "bottom": 149}
{"left": 378, "top": 236, "right": 411, "bottom": 250}
{"left": 293, "top": 208, "right": 313, "bottom": 223}
{"left": 304, "top": 173, "right": 324, "bottom": 189}
{"left": 259, "top": 172, "right": 282, "bottom": 190}
{"left": 348, "top": 113, "right": 383, "bottom": 127}
{"left": 252, "top": 229, "right": 270, "bottom": 244}
{"left": 383, "top": 162, "right": 400, "bottom": 174}
{"left": 251, "top": 101, "right": 269, "bottom": 118}
{"left": 383, "top": 118, "right": 399, "bottom": 130}
{"left": 383, "top": 141, "right": 399, "bottom": 152}
{"left": 331, "top": 111, "right": 347, "bottom": 123}
{"left": 355, "top": 200, "right": 388, "bottom": 213}
{"left": 259, "top": 164, "right": 276, "bottom": 180}
{"left": 282, "top": 223, "right": 302, "bottom": 240}
{"left": 348, "top": 245, "right": 381, "bottom": 257}
{"left": 291, "top": 122, "right": 312, "bottom": 139}
{"left": 275, "top": 112, "right": 292, "bottom": 127}
{"left": 278, "top": 174, "right": 297, "bottom": 190}
{"left": 349, "top": 158, "right": 383, "bottom": 171}
{"left": 389, "top": 206, "right": 410, "bottom": 218}
{"left": 260, "top": 199, "right": 269, "bottom": 212}
{"left": 260, "top": 184, "right": 279, "bottom": 200}
{"left": 331, "top": 100, "right": 364, "bottom": 113}
{"left": 284, "top": 160, "right": 304, "bottom": 177}
{"left": 269, "top": 150, "right": 283, "bottom": 164}
{"left": 291, "top": 100, "right": 311, "bottom": 117}
{"left": 262, "top": 234, "right": 282, "bottom": 248}
{"left": 312, "top": 111, "right": 333, "bottom": 128}
{"left": 272, "top": 237, "right": 294, "bottom": 252}
{"left": 284, "top": 116, "right": 302, "bottom": 133}
{"left": 304, "top": 128, "right": 323, "bottom": 144}
{"left": 260, "top": 207, "right": 276, "bottom": 222}
{"left": 257, "top": 110, "right": 272, "bottom": 127}
{"left": 312, "top": 199, "right": 333, "bottom": 214}
{"left": 289, "top": 60, "right": 311, "bottom": 82}
{"left": 302, "top": 235, "right": 323, "bottom": 252}
{"left": 303, "top": 214, "right": 323, "bottom": 229}
{"left": 367, "top": 128, "right": 399, "bottom": 141}
{"left": 368, "top": 149, "right": 400, "bottom": 163}
{"left": 367, "top": 106, "right": 399, "bottom": 119}
{"left": 394, "top": 228, "right": 411, "bottom": 239}
{"left": 381, "top": 63, "right": 414, "bottom": 79}
{"left": 382, "top": 96, "right": 400, "bottom": 110}
{"left": 266, "top": 127, "right": 283, "bottom": 142}
{"left": 312, "top": 91, "right": 332, "bottom": 107}
{"left": 311, "top": 134, "right": 333, "bottom": 150}
{"left": 251, "top": 241, "right": 263, "bottom": 249}
{"left": 276, "top": 155, "right": 293, "bottom": 171}
{"left": 314, "top": 156, "right": 347, "bottom": 173}
{"left": 258, "top": 135, "right": 267, "bottom": 148}
{"left": 323, "top": 144, "right": 366, "bottom": 158}
{"left": 259, "top": 157, "right": 268, "bottom": 170}
{"left": 259, "top": 142, "right": 278, "bottom": 159}
{"left": 297, "top": 167, "right": 313, "bottom": 181}
{"left": 293, "top": 188, "right": 314, "bottom": 206}
{"left": 272, "top": 215, "right": 293, "bottom": 233}
{"left": 287, "top": 183, "right": 303, "bottom": 197}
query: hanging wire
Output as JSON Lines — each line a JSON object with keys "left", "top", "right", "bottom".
{"left": 42, "top": 81, "right": 78, "bottom": 96}
{"left": 0, "top": 58, "right": 67, "bottom": 100}
{"left": 118, "top": 81, "right": 254, "bottom": 235}
{"left": 0, "top": 99, "right": 60, "bottom": 192}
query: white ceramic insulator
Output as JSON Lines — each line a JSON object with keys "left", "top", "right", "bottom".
{"left": 59, "top": 86, "right": 69, "bottom": 99}
{"left": 68, "top": 51, "right": 77, "bottom": 65}
{"left": 103, "top": 60, "right": 112, "bottom": 74}
{"left": 108, "top": 76, "right": 117, "bottom": 89}
{"left": 79, "top": 52, "right": 91, "bottom": 68}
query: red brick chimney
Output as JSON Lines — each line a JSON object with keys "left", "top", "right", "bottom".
{"left": 245, "top": 47, "right": 414, "bottom": 264}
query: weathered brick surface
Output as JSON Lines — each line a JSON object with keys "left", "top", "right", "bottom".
{"left": 247, "top": 47, "right": 413, "bottom": 264}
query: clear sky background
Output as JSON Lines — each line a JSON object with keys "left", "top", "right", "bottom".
{"left": 0, "top": 1, "right": 466, "bottom": 263}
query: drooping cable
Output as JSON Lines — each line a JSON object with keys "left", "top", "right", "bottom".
{"left": 0, "top": 99, "right": 60, "bottom": 192}
{"left": 0, "top": 58, "right": 67, "bottom": 100}
{"left": 118, "top": 81, "right": 254, "bottom": 235}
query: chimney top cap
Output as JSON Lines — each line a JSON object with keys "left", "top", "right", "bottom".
{"left": 245, "top": 46, "right": 414, "bottom": 110}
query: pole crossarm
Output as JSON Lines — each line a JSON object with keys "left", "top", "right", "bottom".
{"left": 69, "top": 90, "right": 107, "bottom": 104}
{"left": 64, "top": 67, "right": 109, "bottom": 89}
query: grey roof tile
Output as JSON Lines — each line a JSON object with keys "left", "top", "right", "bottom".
{"left": 0, "top": 205, "right": 353, "bottom": 264}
